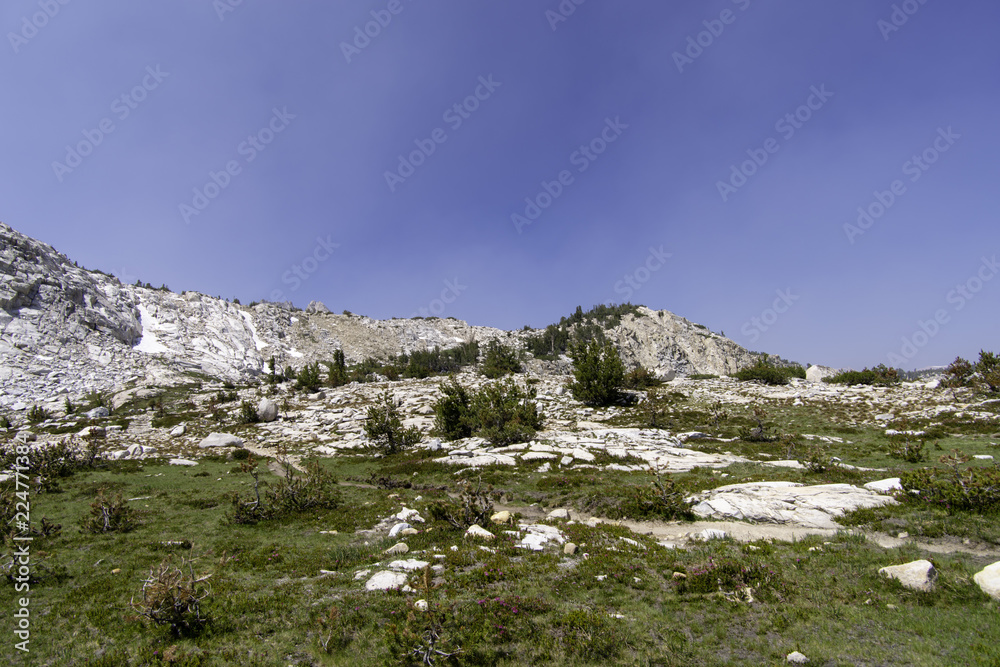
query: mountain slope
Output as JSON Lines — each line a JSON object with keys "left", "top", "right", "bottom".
{"left": 0, "top": 222, "right": 763, "bottom": 407}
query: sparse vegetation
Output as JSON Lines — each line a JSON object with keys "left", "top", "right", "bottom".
{"left": 27, "top": 405, "right": 51, "bottom": 424}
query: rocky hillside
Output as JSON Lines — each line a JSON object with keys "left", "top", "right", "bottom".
{"left": 0, "top": 222, "right": 762, "bottom": 409}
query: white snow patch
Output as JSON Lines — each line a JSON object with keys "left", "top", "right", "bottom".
{"left": 288, "top": 349, "right": 304, "bottom": 358}
{"left": 240, "top": 311, "right": 267, "bottom": 351}
{"left": 135, "top": 304, "right": 170, "bottom": 354}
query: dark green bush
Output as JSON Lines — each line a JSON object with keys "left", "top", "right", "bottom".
{"left": 823, "top": 364, "right": 900, "bottom": 386}
{"left": 364, "top": 391, "right": 422, "bottom": 454}
{"left": 214, "top": 389, "right": 238, "bottom": 403}
{"left": 901, "top": 463, "right": 1000, "bottom": 514}
{"left": 433, "top": 379, "right": 474, "bottom": 441}
{"left": 27, "top": 405, "right": 51, "bottom": 424}
{"left": 569, "top": 338, "right": 625, "bottom": 406}
{"left": 623, "top": 365, "right": 661, "bottom": 390}
{"left": 323, "top": 349, "right": 349, "bottom": 387}
{"left": 944, "top": 350, "right": 1000, "bottom": 394}
{"left": 480, "top": 340, "right": 522, "bottom": 379}
{"left": 733, "top": 359, "right": 804, "bottom": 385}
{"left": 470, "top": 378, "right": 544, "bottom": 446}
{"left": 237, "top": 400, "right": 260, "bottom": 424}
{"left": 432, "top": 378, "right": 543, "bottom": 446}
{"left": 296, "top": 362, "right": 323, "bottom": 393}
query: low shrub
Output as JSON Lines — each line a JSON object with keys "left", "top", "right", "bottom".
{"left": 27, "top": 405, "right": 51, "bottom": 424}
{"left": 237, "top": 399, "right": 260, "bottom": 424}
{"left": 733, "top": 359, "right": 804, "bottom": 385}
{"left": 129, "top": 556, "right": 212, "bottom": 637}
{"left": 623, "top": 365, "right": 662, "bottom": 390}
{"left": 614, "top": 473, "right": 694, "bottom": 520}
{"left": 739, "top": 407, "right": 779, "bottom": 442}
{"left": 480, "top": 340, "right": 522, "bottom": 379}
{"left": 296, "top": 362, "right": 323, "bottom": 393}
{"left": 82, "top": 489, "right": 138, "bottom": 533}
{"left": 823, "top": 364, "right": 900, "bottom": 386}
{"left": 427, "top": 478, "right": 499, "bottom": 529}
{"left": 364, "top": 390, "right": 422, "bottom": 455}
{"left": 943, "top": 350, "right": 1000, "bottom": 394}
{"left": 888, "top": 438, "right": 926, "bottom": 463}
{"left": 227, "top": 455, "right": 342, "bottom": 525}
{"left": 900, "top": 457, "right": 1000, "bottom": 514}
{"left": 470, "top": 378, "right": 543, "bottom": 446}
{"left": 433, "top": 378, "right": 543, "bottom": 446}
{"left": 432, "top": 379, "right": 473, "bottom": 441}
{"left": 675, "top": 557, "right": 780, "bottom": 596}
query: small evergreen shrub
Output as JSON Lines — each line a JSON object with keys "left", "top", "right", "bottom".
{"left": 470, "top": 378, "right": 544, "bottom": 446}
{"left": 296, "top": 362, "right": 323, "bottom": 393}
{"left": 480, "top": 340, "right": 522, "bottom": 379}
{"left": 27, "top": 405, "right": 51, "bottom": 424}
{"left": 364, "top": 391, "right": 422, "bottom": 454}
{"left": 323, "top": 349, "right": 349, "bottom": 387}
{"left": 888, "top": 438, "right": 926, "bottom": 463}
{"left": 733, "top": 359, "right": 804, "bottom": 385}
{"left": 569, "top": 338, "right": 625, "bottom": 406}
{"left": 944, "top": 350, "right": 1000, "bottom": 394}
{"left": 823, "top": 364, "right": 900, "bottom": 386}
{"left": 237, "top": 400, "right": 260, "bottom": 424}
{"left": 433, "top": 378, "right": 543, "bottom": 446}
{"left": 900, "top": 454, "right": 1000, "bottom": 514}
{"left": 432, "top": 379, "right": 474, "bottom": 441}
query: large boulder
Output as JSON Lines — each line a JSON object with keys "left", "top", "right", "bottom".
{"left": 197, "top": 433, "right": 244, "bottom": 448}
{"left": 973, "top": 561, "right": 1000, "bottom": 600}
{"left": 879, "top": 560, "right": 937, "bottom": 592}
{"left": 806, "top": 365, "right": 839, "bottom": 382}
{"left": 257, "top": 398, "right": 278, "bottom": 422}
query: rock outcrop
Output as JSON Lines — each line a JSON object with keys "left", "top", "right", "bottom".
{"left": 1, "top": 223, "right": 765, "bottom": 409}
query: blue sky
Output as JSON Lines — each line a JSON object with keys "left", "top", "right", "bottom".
{"left": 2, "top": 0, "right": 998, "bottom": 370}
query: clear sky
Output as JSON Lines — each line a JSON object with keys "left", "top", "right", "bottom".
{"left": 2, "top": 1, "right": 997, "bottom": 370}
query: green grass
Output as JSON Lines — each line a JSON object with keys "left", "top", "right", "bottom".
{"left": 4, "top": 379, "right": 1000, "bottom": 665}
{"left": 3, "top": 453, "right": 1000, "bottom": 666}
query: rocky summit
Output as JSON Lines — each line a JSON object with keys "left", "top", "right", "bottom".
{"left": 1, "top": 222, "right": 757, "bottom": 410}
